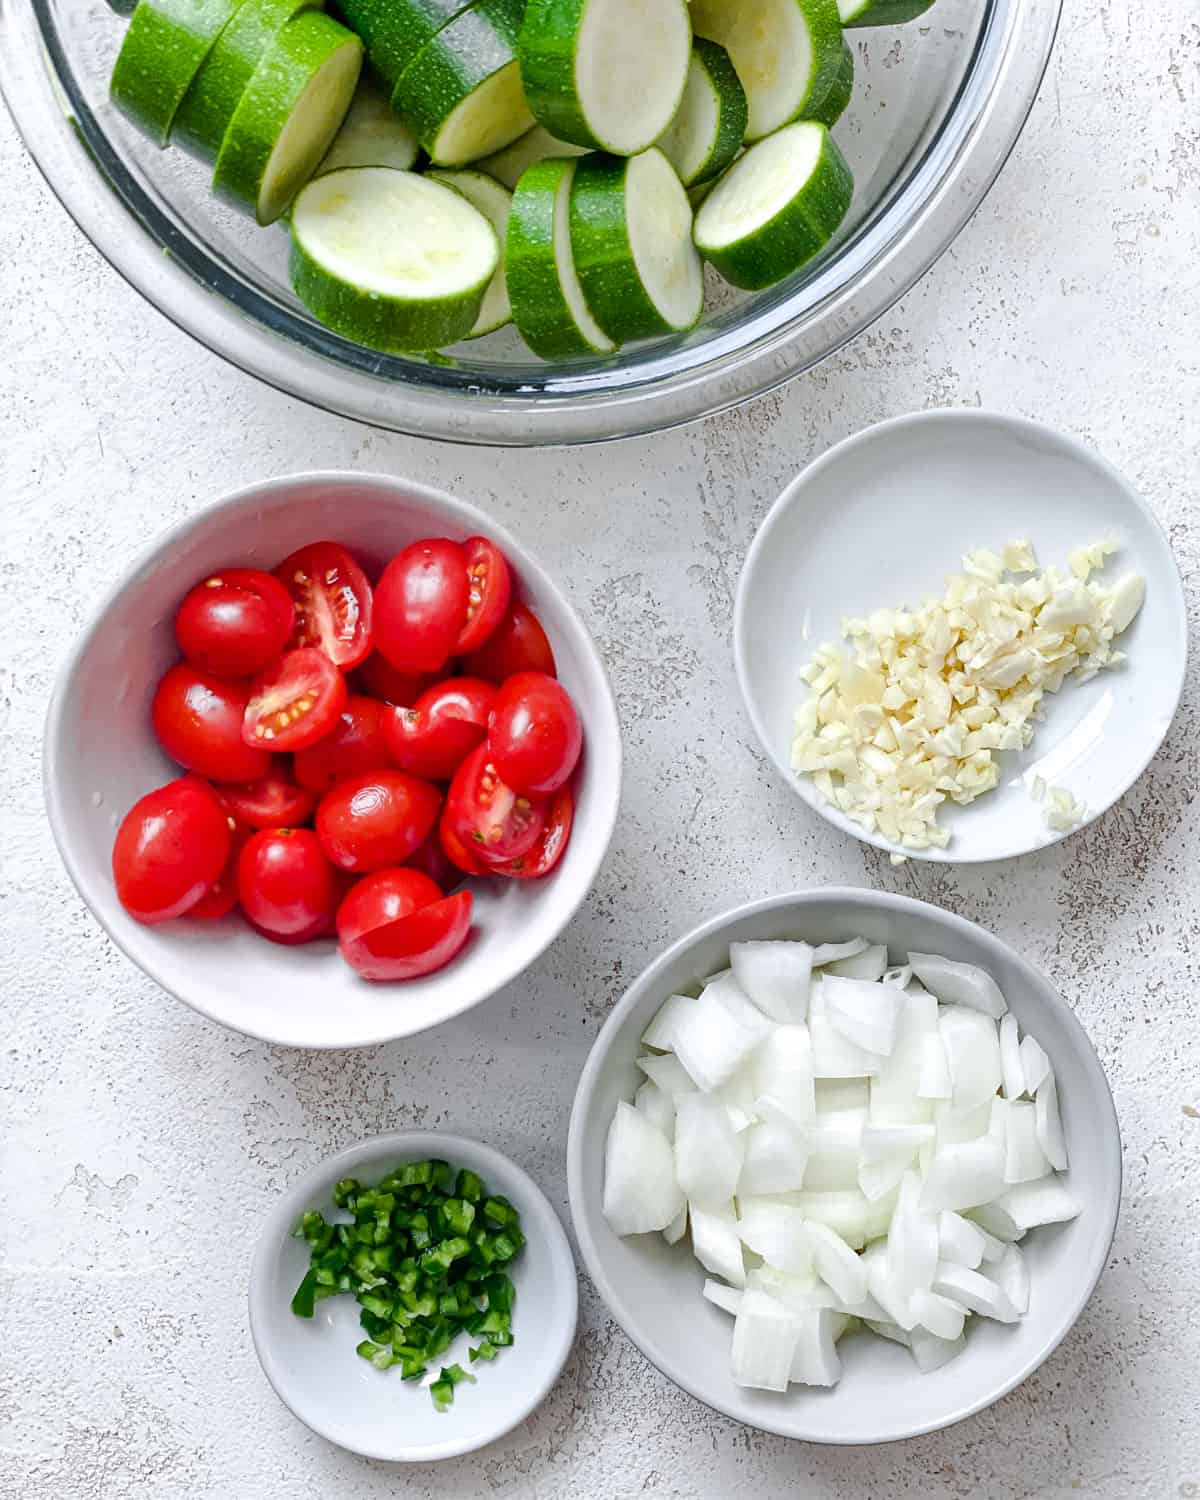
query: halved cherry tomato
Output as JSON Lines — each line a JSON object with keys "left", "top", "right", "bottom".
{"left": 455, "top": 538, "right": 511, "bottom": 655}
{"left": 242, "top": 648, "right": 347, "bottom": 752}
{"left": 438, "top": 810, "right": 489, "bottom": 876}
{"left": 293, "top": 696, "right": 391, "bottom": 792}
{"left": 153, "top": 662, "right": 271, "bottom": 784}
{"left": 487, "top": 784, "right": 574, "bottom": 879}
{"left": 383, "top": 676, "right": 495, "bottom": 781}
{"left": 174, "top": 567, "right": 294, "bottom": 678}
{"left": 217, "top": 757, "right": 316, "bottom": 829}
{"left": 112, "top": 776, "right": 231, "bottom": 924}
{"left": 237, "top": 827, "right": 340, "bottom": 943}
{"left": 275, "top": 541, "right": 374, "bottom": 670}
{"left": 373, "top": 539, "right": 469, "bottom": 673}
{"left": 189, "top": 802, "right": 252, "bottom": 918}
{"left": 443, "top": 742, "right": 547, "bottom": 865}
{"left": 486, "top": 671, "right": 582, "bottom": 796}
{"left": 405, "top": 829, "right": 465, "bottom": 891}
{"left": 315, "top": 769, "right": 442, "bottom": 873}
{"left": 460, "top": 601, "right": 556, "bottom": 683}
{"left": 337, "top": 869, "right": 473, "bottom": 981}
{"left": 352, "top": 651, "right": 437, "bottom": 706}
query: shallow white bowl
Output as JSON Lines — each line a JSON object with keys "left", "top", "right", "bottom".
{"left": 733, "top": 410, "right": 1187, "bottom": 862}
{"left": 43, "top": 471, "right": 622, "bottom": 1048}
{"left": 567, "top": 889, "right": 1122, "bottom": 1444}
{"left": 249, "top": 1130, "right": 578, "bottom": 1461}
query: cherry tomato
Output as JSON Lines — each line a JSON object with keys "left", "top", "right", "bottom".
{"left": 188, "top": 803, "right": 252, "bottom": 918}
{"left": 438, "top": 811, "right": 490, "bottom": 876}
{"left": 237, "top": 827, "right": 340, "bottom": 943}
{"left": 275, "top": 541, "right": 374, "bottom": 670}
{"left": 455, "top": 538, "right": 511, "bottom": 655}
{"left": 460, "top": 601, "right": 556, "bottom": 683}
{"left": 293, "top": 695, "right": 391, "bottom": 792}
{"left": 405, "top": 829, "right": 465, "bottom": 891}
{"left": 443, "top": 743, "right": 547, "bottom": 865}
{"left": 373, "top": 539, "right": 469, "bottom": 673}
{"left": 174, "top": 567, "right": 294, "bottom": 678}
{"left": 153, "top": 662, "right": 271, "bottom": 784}
{"left": 242, "top": 647, "right": 347, "bottom": 752}
{"left": 486, "top": 671, "right": 582, "bottom": 796}
{"left": 487, "top": 784, "right": 574, "bottom": 879}
{"left": 337, "top": 870, "right": 473, "bottom": 981}
{"left": 383, "top": 676, "right": 496, "bottom": 781}
{"left": 217, "top": 758, "right": 316, "bottom": 829}
{"left": 112, "top": 776, "right": 231, "bottom": 924}
{"left": 315, "top": 769, "right": 441, "bottom": 873}
{"left": 353, "top": 651, "right": 437, "bottom": 706}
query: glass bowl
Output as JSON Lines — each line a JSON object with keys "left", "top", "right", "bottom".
{"left": 0, "top": 0, "right": 1059, "bottom": 444}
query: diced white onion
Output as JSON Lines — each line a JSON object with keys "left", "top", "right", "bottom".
{"left": 939, "top": 1005, "right": 1003, "bottom": 1110}
{"left": 810, "top": 983, "right": 883, "bottom": 1078}
{"left": 731, "top": 1289, "right": 801, "bottom": 1391}
{"left": 910, "top": 1287, "right": 966, "bottom": 1342}
{"left": 909, "top": 1326, "right": 967, "bottom": 1373}
{"left": 736, "top": 1198, "right": 814, "bottom": 1275}
{"left": 822, "top": 974, "right": 903, "bottom": 1056}
{"left": 788, "top": 1308, "right": 842, "bottom": 1387}
{"left": 729, "top": 940, "right": 813, "bottom": 1023}
{"left": 806, "top": 1219, "right": 870, "bottom": 1307}
{"left": 798, "top": 1113, "right": 865, "bottom": 1192}
{"left": 1035, "top": 1071, "right": 1069, "bottom": 1171}
{"left": 670, "top": 979, "right": 765, "bottom": 1091}
{"left": 908, "top": 952, "right": 1008, "bottom": 1018}
{"left": 810, "top": 937, "right": 869, "bottom": 966}
{"left": 919, "top": 1133, "right": 1006, "bottom": 1213}
{"left": 702, "top": 1277, "right": 742, "bottom": 1315}
{"left": 822, "top": 943, "right": 888, "bottom": 981}
{"left": 995, "top": 1178, "right": 1081, "bottom": 1230}
{"left": 931, "top": 1261, "right": 1020, "bottom": 1322}
{"left": 636, "top": 1051, "right": 696, "bottom": 1097}
{"left": 674, "top": 1093, "right": 744, "bottom": 1207}
{"left": 937, "top": 1210, "right": 986, "bottom": 1269}
{"left": 1002, "top": 1098, "right": 1051, "bottom": 1184}
{"left": 917, "top": 1033, "right": 953, "bottom": 1100}
{"left": 750, "top": 1024, "right": 816, "bottom": 1127}
{"left": 641, "top": 991, "right": 696, "bottom": 1052}
{"left": 634, "top": 1078, "right": 676, "bottom": 1138}
{"left": 602, "top": 1101, "right": 684, "bottom": 1235}
{"left": 1019, "top": 1034, "right": 1052, "bottom": 1095}
{"left": 991, "top": 1242, "right": 1030, "bottom": 1315}
{"left": 999, "top": 1013, "right": 1025, "bottom": 1099}
{"left": 663, "top": 1203, "right": 688, "bottom": 1245}
{"left": 738, "top": 1116, "right": 811, "bottom": 1196}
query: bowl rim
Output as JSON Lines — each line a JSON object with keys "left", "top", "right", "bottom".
{"left": 732, "top": 407, "right": 1189, "bottom": 864}
{"left": 42, "top": 467, "right": 623, "bottom": 1049}
{"left": 248, "top": 1128, "right": 579, "bottom": 1461}
{"left": 566, "top": 886, "right": 1123, "bottom": 1444}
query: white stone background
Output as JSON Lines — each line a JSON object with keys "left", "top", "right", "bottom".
{"left": 2, "top": 0, "right": 1198, "bottom": 1490}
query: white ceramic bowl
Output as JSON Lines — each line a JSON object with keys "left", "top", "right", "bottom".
{"left": 249, "top": 1130, "right": 578, "bottom": 1461}
{"left": 733, "top": 410, "right": 1187, "bottom": 862}
{"left": 43, "top": 471, "right": 622, "bottom": 1049}
{"left": 567, "top": 889, "right": 1122, "bottom": 1444}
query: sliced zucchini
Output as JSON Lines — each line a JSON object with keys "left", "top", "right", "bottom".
{"left": 290, "top": 166, "right": 499, "bottom": 349}
{"left": 336, "top": 0, "right": 478, "bottom": 86}
{"left": 174, "top": 0, "right": 322, "bottom": 158}
{"left": 693, "top": 120, "right": 852, "bottom": 289}
{"left": 505, "top": 157, "right": 616, "bottom": 358}
{"left": 213, "top": 10, "right": 363, "bottom": 224}
{"left": 477, "top": 123, "right": 587, "bottom": 188}
{"left": 110, "top": 0, "right": 241, "bottom": 144}
{"left": 691, "top": 0, "right": 842, "bottom": 141}
{"left": 569, "top": 147, "right": 702, "bottom": 341}
{"left": 838, "top": 0, "right": 935, "bottom": 25}
{"left": 518, "top": 0, "right": 692, "bottom": 156}
{"left": 427, "top": 169, "right": 513, "bottom": 335}
{"left": 317, "top": 77, "right": 419, "bottom": 172}
{"left": 656, "top": 38, "right": 746, "bottom": 188}
{"left": 391, "top": 0, "right": 533, "bottom": 167}
{"left": 805, "top": 37, "right": 853, "bottom": 129}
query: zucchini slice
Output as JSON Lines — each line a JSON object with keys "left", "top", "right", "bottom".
{"left": 317, "top": 77, "right": 420, "bottom": 173}
{"left": 477, "top": 123, "right": 587, "bottom": 188}
{"left": 506, "top": 157, "right": 616, "bottom": 358}
{"left": 692, "top": 120, "right": 852, "bottom": 289}
{"left": 569, "top": 147, "right": 702, "bottom": 340}
{"left": 838, "top": 0, "right": 935, "bottom": 25}
{"left": 213, "top": 10, "right": 363, "bottom": 224}
{"left": 690, "top": 0, "right": 842, "bottom": 141}
{"left": 336, "top": 0, "right": 478, "bottom": 86}
{"left": 427, "top": 169, "right": 514, "bottom": 335}
{"left": 110, "top": 0, "right": 241, "bottom": 144}
{"left": 391, "top": 0, "right": 534, "bottom": 166}
{"left": 174, "top": 0, "right": 322, "bottom": 158}
{"left": 290, "top": 166, "right": 499, "bottom": 349}
{"left": 518, "top": 0, "right": 692, "bottom": 157}
{"left": 805, "top": 38, "right": 853, "bottom": 129}
{"left": 656, "top": 38, "right": 746, "bottom": 188}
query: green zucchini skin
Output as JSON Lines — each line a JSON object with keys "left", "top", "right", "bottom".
{"left": 174, "top": 0, "right": 324, "bottom": 158}
{"left": 658, "top": 37, "right": 747, "bottom": 187}
{"left": 566, "top": 152, "right": 673, "bottom": 341}
{"left": 516, "top": 0, "right": 595, "bottom": 148}
{"left": 839, "top": 0, "right": 935, "bottom": 26}
{"left": 694, "top": 122, "right": 853, "bottom": 289}
{"left": 427, "top": 168, "right": 514, "bottom": 334}
{"left": 110, "top": 0, "right": 241, "bottom": 144}
{"left": 336, "top": 0, "right": 477, "bottom": 85}
{"left": 804, "top": 37, "right": 853, "bottom": 129}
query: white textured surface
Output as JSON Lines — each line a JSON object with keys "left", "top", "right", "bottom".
{"left": 1, "top": 0, "right": 1198, "bottom": 1490}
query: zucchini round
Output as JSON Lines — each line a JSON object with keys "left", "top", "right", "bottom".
{"left": 336, "top": 0, "right": 478, "bottom": 86}
{"left": 317, "top": 77, "right": 420, "bottom": 173}
{"left": 692, "top": 120, "right": 852, "bottom": 289}
{"left": 805, "top": 38, "right": 854, "bottom": 129}
{"left": 290, "top": 166, "right": 499, "bottom": 349}
{"left": 427, "top": 169, "right": 514, "bottom": 335}
{"left": 838, "top": 0, "right": 935, "bottom": 25}
{"left": 656, "top": 38, "right": 747, "bottom": 188}
{"left": 110, "top": 0, "right": 241, "bottom": 144}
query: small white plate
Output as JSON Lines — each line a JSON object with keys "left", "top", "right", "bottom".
{"left": 249, "top": 1131, "right": 578, "bottom": 1462}
{"left": 734, "top": 410, "right": 1187, "bottom": 862}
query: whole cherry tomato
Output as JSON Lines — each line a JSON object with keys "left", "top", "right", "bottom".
{"left": 216, "top": 758, "right": 316, "bottom": 829}
{"left": 383, "top": 676, "right": 496, "bottom": 781}
{"left": 112, "top": 776, "right": 231, "bottom": 924}
{"left": 460, "top": 601, "right": 556, "bottom": 683}
{"left": 486, "top": 671, "right": 582, "bottom": 796}
{"left": 315, "top": 769, "right": 442, "bottom": 873}
{"left": 455, "top": 538, "right": 511, "bottom": 655}
{"left": 373, "top": 539, "right": 469, "bottom": 673}
{"left": 275, "top": 541, "right": 374, "bottom": 669}
{"left": 293, "top": 696, "right": 391, "bottom": 792}
{"left": 442, "top": 743, "right": 547, "bottom": 865}
{"left": 337, "top": 869, "right": 473, "bottom": 981}
{"left": 152, "top": 662, "right": 271, "bottom": 784}
{"left": 174, "top": 567, "right": 294, "bottom": 678}
{"left": 487, "top": 784, "right": 575, "bottom": 879}
{"left": 236, "top": 827, "right": 340, "bottom": 943}
{"left": 242, "top": 647, "right": 347, "bottom": 752}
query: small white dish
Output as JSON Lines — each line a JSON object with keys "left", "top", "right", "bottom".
{"left": 733, "top": 409, "right": 1187, "bottom": 862}
{"left": 249, "top": 1130, "right": 578, "bottom": 1462}
{"left": 567, "top": 889, "right": 1122, "bottom": 1444}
